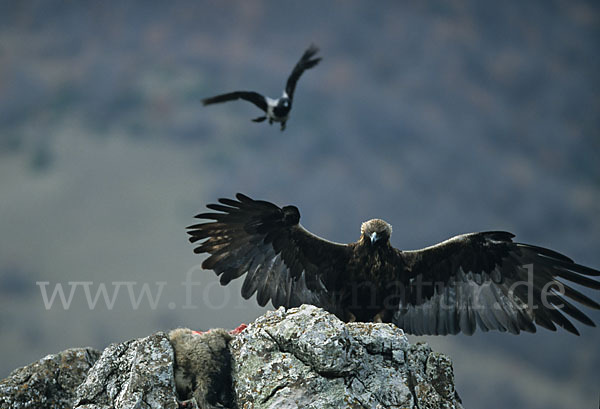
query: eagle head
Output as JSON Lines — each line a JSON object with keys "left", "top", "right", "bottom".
{"left": 360, "top": 219, "right": 392, "bottom": 245}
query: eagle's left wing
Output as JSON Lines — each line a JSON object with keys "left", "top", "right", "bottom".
{"left": 285, "top": 45, "right": 321, "bottom": 100}
{"left": 187, "top": 193, "right": 350, "bottom": 315}
{"left": 396, "top": 232, "right": 599, "bottom": 335}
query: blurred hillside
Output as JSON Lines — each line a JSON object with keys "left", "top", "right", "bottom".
{"left": 0, "top": 1, "right": 598, "bottom": 408}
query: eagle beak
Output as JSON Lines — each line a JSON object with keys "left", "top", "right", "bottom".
{"left": 370, "top": 232, "right": 379, "bottom": 244}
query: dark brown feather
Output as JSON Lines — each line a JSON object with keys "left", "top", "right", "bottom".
{"left": 188, "top": 194, "right": 600, "bottom": 336}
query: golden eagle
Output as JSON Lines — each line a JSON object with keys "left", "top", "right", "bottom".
{"left": 187, "top": 193, "right": 599, "bottom": 336}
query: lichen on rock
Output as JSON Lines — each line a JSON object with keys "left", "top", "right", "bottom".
{"left": 230, "top": 304, "right": 463, "bottom": 409}
{"left": 74, "top": 332, "right": 179, "bottom": 409}
{"left": 1, "top": 305, "right": 463, "bottom": 409}
{"left": 0, "top": 347, "right": 100, "bottom": 409}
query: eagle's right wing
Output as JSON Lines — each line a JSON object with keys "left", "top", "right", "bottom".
{"left": 187, "top": 193, "right": 350, "bottom": 314}
{"left": 396, "top": 232, "right": 599, "bottom": 335}
{"left": 202, "top": 91, "right": 268, "bottom": 112}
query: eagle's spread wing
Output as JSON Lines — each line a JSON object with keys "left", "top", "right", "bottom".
{"left": 396, "top": 232, "right": 600, "bottom": 335}
{"left": 202, "top": 91, "right": 268, "bottom": 112}
{"left": 187, "top": 193, "right": 350, "bottom": 314}
{"left": 285, "top": 45, "right": 321, "bottom": 100}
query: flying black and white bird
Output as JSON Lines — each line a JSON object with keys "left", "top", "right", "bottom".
{"left": 187, "top": 193, "right": 600, "bottom": 336}
{"left": 202, "top": 45, "right": 321, "bottom": 131}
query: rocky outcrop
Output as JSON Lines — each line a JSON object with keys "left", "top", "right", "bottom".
{"left": 0, "top": 305, "right": 463, "bottom": 409}
{"left": 0, "top": 347, "right": 101, "bottom": 409}
{"left": 231, "top": 305, "right": 462, "bottom": 409}
{"left": 74, "top": 332, "right": 179, "bottom": 409}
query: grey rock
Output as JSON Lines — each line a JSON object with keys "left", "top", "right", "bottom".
{"left": 0, "top": 347, "right": 100, "bottom": 409}
{"left": 1, "top": 306, "right": 462, "bottom": 409}
{"left": 74, "top": 332, "right": 178, "bottom": 409}
{"left": 230, "top": 304, "right": 463, "bottom": 409}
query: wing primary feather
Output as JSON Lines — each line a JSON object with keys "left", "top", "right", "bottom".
{"left": 235, "top": 193, "right": 254, "bottom": 203}
{"left": 554, "top": 269, "right": 600, "bottom": 289}
{"left": 560, "top": 283, "right": 600, "bottom": 309}
{"left": 517, "top": 243, "right": 574, "bottom": 263}
{"left": 546, "top": 294, "right": 595, "bottom": 326}
{"left": 218, "top": 197, "right": 244, "bottom": 208}
{"left": 206, "top": 203, "right": 237, "bottom": 213}
{"left": 534, "top": 311, "right": 558, "bottom": 332}
{"left": 544, "top": 304, "right": 579, "bottom": 335}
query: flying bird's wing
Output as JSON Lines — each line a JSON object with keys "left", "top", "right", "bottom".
{"left": 187, "top": 193, "right": 350, "bottom": 315}
{"left": 397, "top": 232, "right": 599, "bottom": 336}
{"left": 285, "top": 45, "right": 321, "bottom": 100}
{"left": 202, "top": 91, "right": 268, "bottom": 112}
